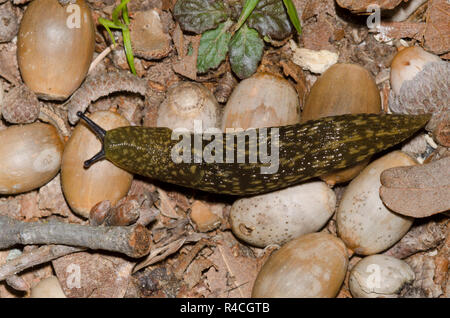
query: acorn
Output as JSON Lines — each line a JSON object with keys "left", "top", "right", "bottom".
{"left": 61, "top": 111, "right": 133, "bottom": 218}
{"left": 302, "top": 63, "right": 382, "bottom": 185}
{"left": 389, "top": 46, "right": 449, "bottom": 132}
{"left": 230, "top": 181, "right": 336, "bottom": 247}
{"left": 349, "top": 255, "right": 415, "bottom": 298}
{"left": 0, "top": 123, "right": 64, "bottom": 194}
{"left": 157, "top": 81, "right": 220, "bottom": 131}
{"left": 17, "top": 0, "right": 95, "bottom": 100}
{"left": 252, "top": 233, "right": 348, "bottom": 298}
{"left": 337, "top": 151, "right": 416, "bottom": 255}
{"left": 222, "top": 72, "right": 300, "bottom": 130}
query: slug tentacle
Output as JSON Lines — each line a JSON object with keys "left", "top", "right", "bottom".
{"left": 78, "top": 112, "right": 431, "bottom": 196}
{"left": 77, "top": 111, "right": 106, "bottom": 142}
{"left": 77, "top": 111, "right": 107, "bottom": 168}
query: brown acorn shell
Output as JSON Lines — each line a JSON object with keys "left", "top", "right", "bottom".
{"left": 302, "top": 63, "right": 381, "bottom": 185}
{"left": 221, "top": 72, "right": 300, "bottom": 130}
{"left": 61, "top": 111, "right": 133, "bottom": 218}
{"left": 0, "top": 123, "right": 64, "bottom": 194}
{"left": 252, "top": 233, "right": 348, "bottom": 297}
{"left": 17, "top": 0, "right": 95, "bottom": 100}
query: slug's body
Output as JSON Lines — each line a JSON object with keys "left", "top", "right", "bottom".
{"left": 78, "top": 112, "right": 430, "bottom": 195}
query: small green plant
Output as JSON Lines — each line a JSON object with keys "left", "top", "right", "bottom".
{"left": 98, "top": 0, "right": 137, "bottom": 75}
{"left": 174, "top": 0, "right": 302, "bottom": 79}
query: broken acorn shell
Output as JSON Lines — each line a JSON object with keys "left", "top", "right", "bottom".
{"left": 61, "top": 111, "right": 133, "bottom": 218}
{"left": 302, "top": 63, "right": 381, "bottom": 185}
{"left": 130, "top": 9, "right": 171, "bottom": 60}
{"left": 230, "top": 182, "right": 336, "bottom": 247}
{"left": 0, "top": 123, "right": 64, "bottom": 195}
{"left": 389, "top": 46, "right": 449, "bottom": 132}
{"left": 252, "top": 233, "right": 348, "bottom": 298}
{"left": 17, "top": 0, "right": 95, "bottom": 101}
{"left": 390, "top": 46, "right": 441, "bottom": 96}
{"left": 337, "top": 151, "right": 416, "bottom": 255}
{"left": 157, "top": 81, "right": 220, "bottom": 131}
{"left": 349, "top": 254, "right": 415, "bottom": 298}
{"left": 190, "top": 200, "right": 222, "bottom": 232}
{"left": 30, "top": 276, "right": 66, "bottom": 298}
{"left": 221, "top": 72, "right": 300, "bottom": 130}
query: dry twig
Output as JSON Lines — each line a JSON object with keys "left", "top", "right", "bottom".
{"left": 0, "top": 245, "right": 84, "bottom": 281}
{"left": 0, "top": 214, "right": 151, "bottom": 258}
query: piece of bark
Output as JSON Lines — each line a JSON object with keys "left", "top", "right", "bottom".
{"left": 172, "top": 35, "right": 201, "bottom": 81}
{"left": 0, "top": 44, "right": 21, "bottom": 85}
{"left": 376, "top": 22, "right": 425, "bottom": 41}
{"left": 66, "top": 70, "right": 148, "bottom": 124}
{"left": 380, "top": 157, "right": 450, "bottom": 217}
{"left": 172, "top": 239, "right": 211, "bottom": 279}
{"left": 424, "top": 0, "right": 450, "bottom": 55}
{"left": 0, "top": 214, "right": 151, "bottom": 258}
{"left": 383, "top": 220, "right": 448, "bottom": 259}
{"left": 403, "top": 252, "right": 443, "bottom": 298}
{"left": 130, "top": 10, "right": 172, "bottom": 60}
{"left": 434, "top": 118, "right": 450, "bottom": 147}
{"left": 214, "top": 72, "right": 237, "bottom": 104}
{"left": 336, "top": 0, "right": 405, "bottom": 13}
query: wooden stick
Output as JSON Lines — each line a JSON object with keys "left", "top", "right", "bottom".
{"left": 0, "top": 214, "right": 151, "bottom": 258}
{"left": 0, "top": 245, "right": 84, "bottom": 281}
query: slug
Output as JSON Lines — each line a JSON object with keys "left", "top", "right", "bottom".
{"left": 77, "top": 111, "right": 430, "bottom": 196}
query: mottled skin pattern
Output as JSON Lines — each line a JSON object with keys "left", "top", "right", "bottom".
{"left": 101, "top": 114, "right": 430, "bottom": 196}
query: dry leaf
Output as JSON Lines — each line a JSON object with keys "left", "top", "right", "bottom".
{"left": 374, "top": 0, "right": 450, "bottom": 55}
{"left": 184, "top": 258, "right": 214, "bottom": 289}
{"left": 156, "top": 188, "right": 182, "bottom": 219}
{"left": 380, "top": 157, "right": 450, "bottom": 217}
{"left": 172, "top": 239, "right": 210, "bottom": 279}
{"left": 38, "top": 174, "right": 74, "bottom": 219}
{"left": 205, "top": 232, "right": 259, "bottom": 298}
{"left": 53, "top": 252, "right": 134, "bottom": 298}
{"left": 134, "top": 237, "right": 186, "bottom": 272}
{"left": 173, "top": 35, "right": 201, "bottom": 81}
{"left": 424, "top": 0, "right": 450, "bottom": 55}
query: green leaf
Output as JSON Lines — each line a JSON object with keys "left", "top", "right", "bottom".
{"left": 283, "top": 0, "right": 302, "bottom": 34}
{"left": 174, "top": 0, "right": 230, "bottom": 34}
{"left": 197, "top": 20, "right": 233, "bottom": 73}
{"left": 229, "top": 24, "right": 264, "bottom": 79}
{"left": 123, "top": 27, "right": 137, "bottom": 75}
{"left": 98, "top": 0, "right": 136, "bottom": 76}
{"left": 233, "top": 0, "right": 260, "bottom": 32}
{"left": 247, "top": 0, "right": 292, "bottom": 40}
{"left": 112, "top": 0, "right": 130, "bottom": 27}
